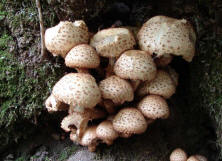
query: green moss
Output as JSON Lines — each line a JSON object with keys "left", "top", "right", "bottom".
{"left": 58, "top": 145, "right": 78, "bottom": 161}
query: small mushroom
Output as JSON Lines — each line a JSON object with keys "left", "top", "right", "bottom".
{"left": 194, "top": 155, "right": 208, "bottom": 161}
{"left": 113, "top": 107, "right": 148, "bottom": 138}
{"left": 155, "top": 54, "right": 173, "bottom": 67}
{"left": 138, "top": 95, "right": 170, "bottom": 120}
{"left": 61, "top": 108, "right": 106, "bottom": 138}
{"left": 114, "top": 50, "right": 157, "bottom": 90}
{"left": 137, "top": 16, "right": 196, "bottom": 62}
{"left": 65, "top": 44, "right": 100, "bottom": 73}
{"left": 78, "top": 126, "right": 98, "bottom": 152}
{"left": 170, "top": 148, "right": 187, "bottom": 161}
{"left": 45, "top": 94, "right": 69, "bottom": 113}
{"left": 90, "top": 28, "right": 136, "bottom": 76}
{"left": 99, "top": 75, "right": 134, "bottom": 113}
{"left": 45, "top": 20, "right": 89, "bottom": 58}
{"left": 52, "top": 73, "right": 101, "bottom": 112}
{"left": 137, "top": 70, "right": 176, "bottom": 99}
{"left": 96, "top": 120, "right": 118, "bottom": 145}
{"left": 187, "top": 156, "right": 200, "bottom": 161}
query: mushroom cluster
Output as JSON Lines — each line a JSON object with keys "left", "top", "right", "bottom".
{"left": 45, "top": 16, "right": 196, "bottom": 152}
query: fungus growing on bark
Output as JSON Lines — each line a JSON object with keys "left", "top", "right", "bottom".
{"left": 113, "top": 107, "right": 148, "bottom": 138}
{"left": 65, "top": 44, "right": 100, "bottom": 73}
{"left": 45, "top": 20, "right": 89, "bottom": 58}
{"left": 52, "top": 73, "right": 101, "bottom": 112}
{"left": 137, "top": 15, "right": 196, "bottom": 62}
{"left": 114, "top": 50, "right": 157, "bottom": 90}
{"left": 170, "top": 148, "right": 187, "bottom": 161}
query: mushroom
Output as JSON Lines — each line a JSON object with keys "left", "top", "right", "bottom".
{"left": 99, "top": 75, "right": 134, "bottom": 113}
{"left": 90, "top": 28, "right": 136, "bottom": 76}
{"left": 194, "top": 155, "right": 208, "bottom": 161}
{"left": 113, "top": 107, "right": 148, "bottom": 138}
{"left": 96, "top": 120, "right": 118, "bottom": 145}
{"left": 164, "top": 66, "right": 179, "bottom": 87}
{"left": 114, "top": 50, "right": 157, "bottom": 91}
{"left": 45, "top": 20, "right": 89, "bottom": 58}
{"left": 78, "top": 126, "right": 99, "bottom": 152}
{"left": 170, "top": 148, "right": 187, "bottom": 161}
{"left": 45, "top": 94, "right": 69, "bottom": 113}
{"left": 138, "top": 95, "right": 170, "bottom": 120}
{"left": 137, "top": 15, "right": 196, "bottom": 62}
{"left": 187, "top": 156, "right": 200, "bottom": 161}
{"left": 137, "top": 70, "right": 176, "bottom": 99}
{"left": 65, "top": 44, "right": 100, "bottom": 73}
{"left": 155, "top": 54, "right": 173, "bottom": 67}
{"left": 52, "top": 73, "right": 101, "bottom": 112}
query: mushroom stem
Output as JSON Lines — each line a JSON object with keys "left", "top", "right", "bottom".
{"left": 119, "top": 133, "right": 131, "bottom": 138}
{"left": 106, "top": 57, "right": 116, "bottom": 77}
{"left": 104, "top": 140, "right": 113, "bottom": 146}
{"left": 103, "top": 99, "right": 115, "bottom": 114}
{"left": 76, "top": 68, "right": 89, "bottom": 73}
{"left": 130, "top": 80, "right": 141, "bottom": 91}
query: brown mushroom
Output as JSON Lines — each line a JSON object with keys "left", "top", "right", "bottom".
{"left": 137, "top": 70, "right": 176, "bottom": 99}
{"left": 45, "top": 94, "right": 68, "bottom": 113}
{"left": 96, "top": 120, "right": 118, "bottom": 145}
{"left": 52, "top": 73, "right": 101, "bottom": 112}
{"left": 45, "top": 20, "right": 89, "bottom": 58}
{"left": 113, "top": 107, "right": 148, "bottom": 138}
{"left": 65, "top": 44, "right": 100, "bottom": 73}
{"left": 90, "top": 28, "right": 136, "bottom": 77}
{"left": 194, "top": 155, "right": 208, "bottom": 161}
{"left": 137, "top": 15, "right": 196, "bottom": 62}
{"left": 114, "top": 50, "right": 157, "bottom": 91}
{"left": 170, "top": 148, "right": 187, "bottom": 161}
{"left": 99, "top": 75, "right": 134, "bottom": 113}
{"left": 138, "top": 95, "right": 170, "bottom": 120}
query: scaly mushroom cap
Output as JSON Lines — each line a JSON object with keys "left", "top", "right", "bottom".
{"left": 194, "top": 155, "right": 208, "bottom": 161}
{"left": 113, "top": 107, "right": 148, "bottom": 137}
{"left": 90, "top": 28, "right": 136, "bottom": 58}
{"left": 45, "top": 21, "right": 89, "bottom": 58}
{"left": 187, "top": 156, "right": 200, "bottom": 161}
{"left": 137, "top": 15, "right": 196, "bottom": 62}
{"left": 114, "top": 50, "right": 157, "bottom": 81}
{"left": 137, "top": 70, "right": 176, "bottom": 99}
{"left": 138, "top": 95, "right": 169, "bottom": 119}
{"left": 52, "top": 73, "right": 101, "bottom": 109}
{"left": 45, "top": 94, "right": 68, "bottom": 113}
{"left": 155, "top": 54, "right": 173, "bottom": 67}
{"left": 99, "top": 76, "right": 134, "bottom": 104}
{"left": 96, "top": 120, "right": 118, "bottom": 145}
{"left": 170, "top": 148, "right": 187, "bottom": 161}
{"left": 65, "top": 44, "right": 100, "bottom": 69}
{"left": 79, "top": 126, "right": 98, "bottom": 152}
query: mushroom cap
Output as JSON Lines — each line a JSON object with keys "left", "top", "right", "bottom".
{"left": 45, "top": 20, "right": 89, "bottom": 58}
{"left": 187, "top": 156, "right": 200, "bottom": 161}
{"left": 99, "top": 76, "right": 134, "bottom": 104}
{"left": 90, "top": 28, "right": 136, "bottom": 58}
{"left": 164, "top": 66, "right": 179, "bottom": 87}
{"left": 113, "top": 107, "right": 148, "bottom": 137}
{"left": 65, "top": 44, "right": 100, "bottom": 69}
{"left": 137, "top": 70, "right": 176, "bottom": 99}
{"left": 138, "top": 95, "right": 170, "bottom": 119}
{"left": 52, "top": 73, "right": 101, "bottom": 109}
{"left": 96, "top": 120, "right": 118, "bottom": 143}
{"left": 170, "top": 148, "right": 187, "bottom": 161}
{"left": 79, "top": 126, "right": 98, "bottom": 146}
{"left": 194, "top": 155, "right": 208, "bottom": 161}
{"left": 114, "top": 50, "right": 157, "bottom": 81}
{"left": 45, "top": 94, "right": 68, "bottom": 113}
{"left": 137, "top": 15, "right": 196, "bottom": 62}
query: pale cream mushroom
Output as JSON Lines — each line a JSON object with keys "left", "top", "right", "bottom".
{"left": 170, "top": 148, "right": 187, "bottom": 161}
{"left": 137, "top": 15, "right": 196, "bottom": 62}
{"left": 113, "top": 107, "right": 148, "bottom": 138}
{"left": 45, "top": 20, "right": 89, "bottom": 58}
{"left": 45, "top": 94, "right": 68, "bottom": 113}
{"left": 138, "top": 95, "right": 170, "bottom": 120}
{"left": 90, "top": 28, "right": 136, "bottom": 76}
{"left": 52, "top": 73, "right": 101, "bottom": 112}
{"left": 194, "top": 155, "right": 208, "bottom": 161}
{"left": 96, "top": 120, "right": 118, "bottom": 145}
{"left": 155, "top": 54, "right": 173, "bottom": 67}
{"left": 99, "top": 75, "right": 134, "bottom": 113}
{"left": 137, "top": 70, "right": 176, "bottom": 99}
{"left": 65, "top": 44, "right": 100, "bottom": 73}
{"left": 114, "top": 50, "right": 157, "bottom": 90}
{"left": 187, "top": 156, "right": 200, "bottom": 161}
